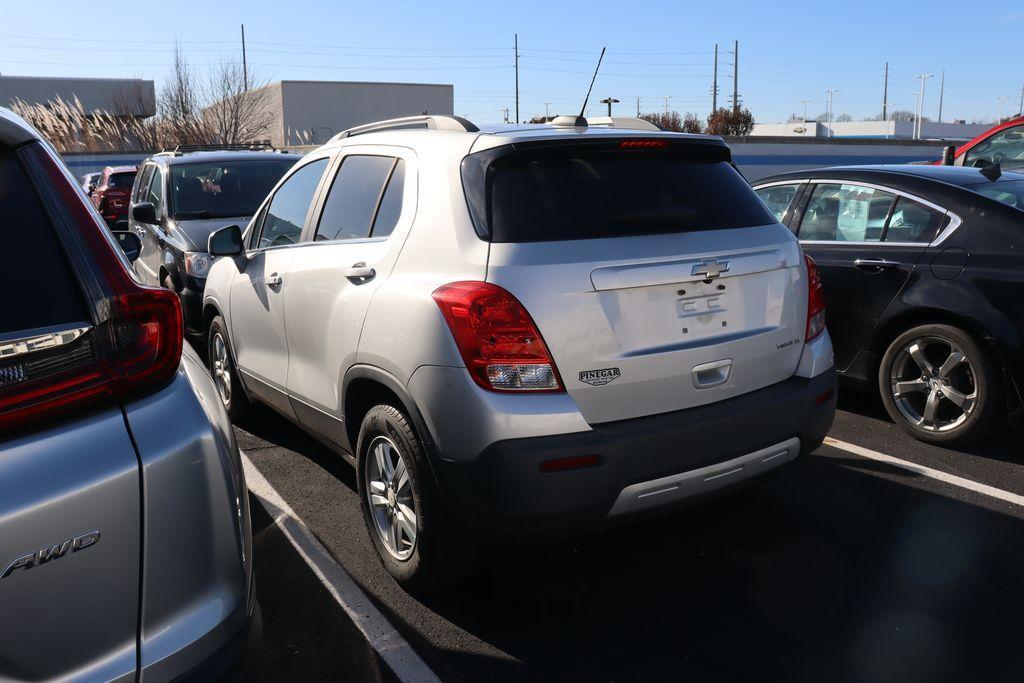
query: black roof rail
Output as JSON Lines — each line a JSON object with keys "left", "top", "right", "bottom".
{"left": 331, "top": 115, "right": 479, "bottom": 142}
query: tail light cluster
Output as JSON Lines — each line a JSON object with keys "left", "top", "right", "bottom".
{"left": 432, "top": 281, "right": 562, "bottom": 392}
{"left": 0, "top": 144, "right": 182, "bottom": 435}
{"left": 804, "top": 253, "right": 826, "bottom": 342}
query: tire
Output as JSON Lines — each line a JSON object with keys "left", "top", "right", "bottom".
{"left": 207, "top": 315, "right": 252, "bottom": 422}
{"left": 878, "top": 323, "right": 999, "bottom": 445}
{"left": 356, "top": 404, "right": 475, "bottom": 591}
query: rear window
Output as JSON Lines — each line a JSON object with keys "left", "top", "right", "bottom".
{"left": 0, "top": 147, "right": 89, "bottom": 334}
{"left": 170, "top": 158, "right": 296, "bottom": 219}
{"left": 107, "top": 171, "right": 136, "bottom": 189}
{"left": 462, "top": 141, "right": 774, "bottom": 243}
{"left": 968, "top": 179, "right": 1024, "bottom": 211}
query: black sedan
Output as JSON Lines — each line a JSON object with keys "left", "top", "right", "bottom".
{"left": 753, "top": 165, "right": 1024, "bottom": 444}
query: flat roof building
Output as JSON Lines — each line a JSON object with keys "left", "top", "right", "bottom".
{"left": 751, "top": 119, "right": 989, "bottom": 141}
{"left": 247, "top": 80, "right": 454, "bottom": 147}
{"left": 0, "top": 75, "right": 156, "bottom": 118}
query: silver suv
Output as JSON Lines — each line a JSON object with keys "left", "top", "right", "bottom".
{"left": 203, "top": 115, "right": 837, "bottom": 588}
{"left": 0, "top": 108, "right": 256, "bottom": 680}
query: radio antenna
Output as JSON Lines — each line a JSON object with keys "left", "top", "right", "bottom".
{"left": 579, "top": 47, "right": 607, "bottom": 118}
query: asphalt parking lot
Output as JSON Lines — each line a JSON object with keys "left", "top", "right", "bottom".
{"left": 243, "top": 387, "right": 1023, "bottom": 683}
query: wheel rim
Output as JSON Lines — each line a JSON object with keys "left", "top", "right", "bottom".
{"left": 211, "top": 332, "right": 232, "bottom": 407}
{"left": 890, "top": 335, "right": 977, "bottom": 433}
{"left": 364, "top": 435, "right": 417, "bottom": 561}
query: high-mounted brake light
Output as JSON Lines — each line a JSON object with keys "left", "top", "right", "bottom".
{"left": 804, "top": 253, "right": 826, "bottom": 342}
{"left": 432, "top": 282, "right": 562, "bottom": 392}
{"left": 0, "top": 143, "right": 182, "bottom": 435}
{"left": 619, "top": 139, "right": 669, "bottom": 149}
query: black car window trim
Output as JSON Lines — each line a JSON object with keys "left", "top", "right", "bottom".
{"left": 780, "top": 179, "right": 962, "bottom": 247}
{"left": 310, "top": 153, "right": 398, "bottom": 244}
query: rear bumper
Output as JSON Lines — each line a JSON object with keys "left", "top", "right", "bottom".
{"left": 432, "top": 370, "right": 836, "bottom": 538}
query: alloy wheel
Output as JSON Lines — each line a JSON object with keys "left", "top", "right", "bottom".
{"left": 211, "top": 332, "right": 232, "bottom": 407}
{"left": 365, "top": 435, "right": 417, "bottom": 560}
{"left": 889, "top": 336, "right": 977, "bottom": 433}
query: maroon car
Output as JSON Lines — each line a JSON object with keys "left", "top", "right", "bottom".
{"left": 90, "top": 165, "right": 137, "bottom": 228}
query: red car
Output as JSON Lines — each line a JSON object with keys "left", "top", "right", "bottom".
{"left": 90, "top": 165, "right": 137, "bottom": 228}
{"left": 936, "top": 116, "right": 1024, "bottom": 169}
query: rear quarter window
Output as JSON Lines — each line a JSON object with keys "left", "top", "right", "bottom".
{"left": 0, "top": 147, "right": 89, "bottom": 334}
{"left": 462, "top": 141, "right": 774, "bottom": 243}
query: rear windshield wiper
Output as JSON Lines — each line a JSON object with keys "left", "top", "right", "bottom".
{"left": 605, "top": 209, "right": 697, "bottom": 228}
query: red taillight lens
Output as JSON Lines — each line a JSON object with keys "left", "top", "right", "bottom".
{"left": 0, "top": 145, "right": 183, "bottom": 435}
{"left": 432, "top": 281, "right": 562, "bottom": 392}
{"left": 804, "top": 253, "right": 826, "bottom": 342}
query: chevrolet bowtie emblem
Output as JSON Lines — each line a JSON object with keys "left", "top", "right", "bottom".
{"left": 691, "top": 258, "right": 730, "bottom": 279}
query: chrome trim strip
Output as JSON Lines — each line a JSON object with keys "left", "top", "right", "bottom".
{"left": 0, "top": 325, "right": 92, "bottom": 360}
{"left": 751, "top": 179, "right": 810, "bottom": 189}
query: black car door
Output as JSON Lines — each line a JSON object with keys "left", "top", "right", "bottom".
{"left": 795, "top": 181, "right": 948, "bottom": 371}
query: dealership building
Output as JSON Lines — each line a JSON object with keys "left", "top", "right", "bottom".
{"left": 751, "top": 119, "right": 989, "bottom": 140}
{"left": 246, "top": 80, "right": 454, "bottom": 147}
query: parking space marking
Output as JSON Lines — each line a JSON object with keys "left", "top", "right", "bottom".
{"left": 824, "top": 437, "right": 1024, "bottom": 508}
{"left": 241, "top": 452, "right": 441, "bottom": 683}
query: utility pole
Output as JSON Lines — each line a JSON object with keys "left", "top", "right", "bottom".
{"left": 241, "top": 24, "right": 248, "bottom": 91}
{"left": 1018, "top": 82, "right": 1024, "bottom": 117}
{"left": 600, "top": 97, "right": 620, "bottom": 116}
{"left": 914, "top": 73, "right": 933, "bottom": 139}
{"left": 513, "top": 34, "right": 520, "bottom": 124}
{"left": 712, "top": 43, "right": 719, "bottom": 112}
{"left": 881, "top": 62, "right": 888, "bottom": 122}
{"left": 731, "top": 40, "right": 739, "bottom": 114}
{"left": 636, "top": 96, "right": 640, "bottom": 117}
{"left": 998, "top": 96, "right": 1008, "bottom": 124}
{"left": 662, "top": 96, "right": 671, "bottom": 115}
{"left": 937, "top": 69, "right": 945, "bottom": 123}
{"left": 825, "top": 89, "right": 838, "bottom": 138}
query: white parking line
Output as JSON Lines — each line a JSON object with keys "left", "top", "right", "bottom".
{"left": 241, "top": 452, "right": 441, "bottom": 683}
{"left": 823, "top": 437, "right": 1024, "bottom": 508}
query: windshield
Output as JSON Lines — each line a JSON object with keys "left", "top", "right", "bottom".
{"left": 170, "top": 158, "right": 296, "bottom": 219}
{"left": 462, "top": 141, "right": 773, "bottom": 242}
{"left": 967, "top": 179, "right": 1024, "bottom": 211}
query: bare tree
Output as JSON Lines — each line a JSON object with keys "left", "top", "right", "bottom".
{"left": 159, "top": 45, "right": 211, "bottom": 145}
{"left": 202, "top": 60, "right": 274, "bottom": 145}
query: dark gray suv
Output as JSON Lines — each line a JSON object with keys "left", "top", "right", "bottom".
{"left": 0, "top": 108, "right": 257, "bottom": 680}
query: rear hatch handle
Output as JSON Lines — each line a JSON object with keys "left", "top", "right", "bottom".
{"left": 692, "top": 359, "right": 732, "bottom": 389}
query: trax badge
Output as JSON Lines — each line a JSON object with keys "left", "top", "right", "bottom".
{"left": 579, "top": 368, "right": 621, "bottom": 386}
{"left": 1, "top": 531, "right": 100, "bottom": 580}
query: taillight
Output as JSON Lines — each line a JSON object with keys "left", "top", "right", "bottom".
{"left": 804, "top": 253, "right": 826, "bottom": 342}
{"left": 432, "top": 281, "right": 562, "bottom": 392}
{"left": 0, "top": 144, "right": 182, "bottom": 435}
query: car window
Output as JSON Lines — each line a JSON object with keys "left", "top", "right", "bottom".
{"left": 147, "top": 168, "right": 164, "bottom": 214}
{"left": 463, "top": 142, "right": 774, "bottom": 242}
{"left": 314, "top": 155, "right": 397, "bottom": 241}
{"left": 169, "top": 158, "right": 296, "bottom": 220}
{"left": 108, "top": 171, "right": 136, "bottom": 190}
{"left": 371, "top": 160, "right": 405, "bottom": 238}
{"left": 134, "top": 165, "right": 154, "bottom": 203}
{"left": 754, "top": 184, "right": 801, "bottom": 223}
{"left": 798, "top": 183, "right": 895, "bottom": 242}
{"left": 255, "top": 158, "right": 328, "bottom": 249}
{"left": 964, "top": 124, "right": 1024, "bottom": 169}
{"left": 884, "top": 197, "right": 945, "bottom": 243}
{"left": 0, "top": 147, "right": 89, "bottom": 334}
{"left": 967, "top": 179, "right": 1024, "bottom": 211}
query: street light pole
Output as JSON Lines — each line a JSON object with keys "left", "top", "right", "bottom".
{"left": 825, "top": 89, "right": 838, "bottom": 138}
{"left": 801, "top": 99, "right": 812, "bottom": 129}
{"left": 998, "top": 96, "right": 1008, "bottom": 124}
{"left": 914, "top": 74, "right": 933, "bottom": 139}
{"left": 600, "top": 97, "right": 620, "bottom": 117}
{"left": 544, "top": 102, "right": 551, "bottom": 121}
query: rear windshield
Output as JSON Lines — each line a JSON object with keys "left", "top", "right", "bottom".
{"left": 967, "top": 179, "right": 1024, "bottom": 212}
{"left": 0, "top": 147, "right": 89, "bottom": 334}
{"left": 170, "top": 158, "right": 296, "bottom": 219}
{"left": 462, "top": 141, "right": 774, "bottom": 242}
{"left": 107, "top": 171, "right": 136, "bottom": 189}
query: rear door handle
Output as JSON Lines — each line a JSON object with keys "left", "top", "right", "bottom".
{"left": 854, "top": 258, "right": 900, "bottom": 271}
{"left": 265, "top": 273, "right": 283, "bottom": 287}
{"left": 344, "top": 262, "right": 376, "bottom": 281}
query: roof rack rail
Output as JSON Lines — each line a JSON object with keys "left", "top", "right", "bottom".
{"left": 331, "top": 115, "right": 479, "bottom": 142}
{"left": 156, "top": 142, "right": 277, "bottom": 155}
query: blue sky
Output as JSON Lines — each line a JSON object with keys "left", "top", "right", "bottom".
{"left": 2, "top": 0, "right": 1021, "bottom": 125}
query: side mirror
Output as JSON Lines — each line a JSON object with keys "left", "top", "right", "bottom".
{"left": 132, "top": 201, "right": 158, "bottom": 224}
{"left": 208, "top": 224, "right": 244, "bottom": 256}
{"left": 112, "top": 231, "right": 142, "bottom": 262}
